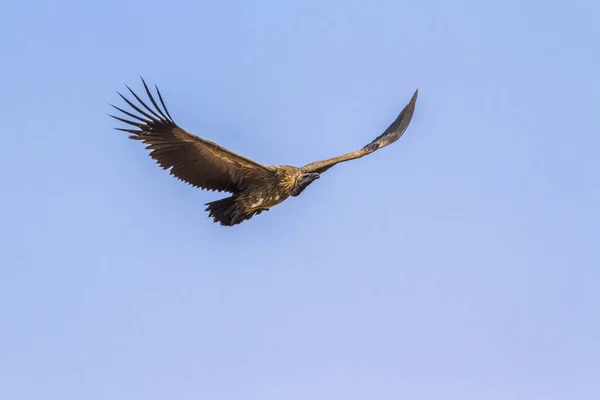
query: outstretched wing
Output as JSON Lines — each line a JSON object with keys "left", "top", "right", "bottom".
{"left": 110, "top": 78, "right": 275, "bottom": 193}
{"left": 301, "top": 89, "right": 418, "bottom": 175}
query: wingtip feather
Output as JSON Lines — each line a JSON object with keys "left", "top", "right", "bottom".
{"left": 410, "top": 88, "right": 418, "bottom": 104}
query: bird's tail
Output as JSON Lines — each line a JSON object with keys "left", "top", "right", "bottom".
{"left": 205, "top": 196, "right": 265, "bottom": 226}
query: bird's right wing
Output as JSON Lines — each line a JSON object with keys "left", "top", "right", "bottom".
{"left": 301, "top": 89, "right": 418, "bottom": 175}
{"left": 110, "top": 78, "right": 275, "bottom": 193}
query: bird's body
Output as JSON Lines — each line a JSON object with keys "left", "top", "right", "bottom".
{"left": 110, "top": 78, "right": 418, "bottom": 226}
{"left": 205, "top": 165, "right": 299, "bottom": 225}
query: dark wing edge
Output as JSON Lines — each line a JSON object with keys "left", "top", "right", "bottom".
{"left": 109, "top": 77, "right": 274, "bottom": 193}
{"left": 301, "top": 88, "right": 418, "bottom": 174}
{"left": 362, "top": 88, "right": 418, "bottom": 152}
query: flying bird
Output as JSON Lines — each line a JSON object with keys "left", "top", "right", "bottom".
{"left": 110, "top": 78, "right": 418, "bottom": 226}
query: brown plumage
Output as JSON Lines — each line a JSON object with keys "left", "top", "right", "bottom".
{"left": 109, "top": 78, "right": 418, "bottom": 226}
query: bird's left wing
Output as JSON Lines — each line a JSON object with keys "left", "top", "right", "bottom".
{"left": 109, "top": 78, "right": 275, "bottom": 194}
{"left": 301, "top": 89, "right": 418, "bottom": 175}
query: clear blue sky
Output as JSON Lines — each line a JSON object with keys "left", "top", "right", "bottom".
{"left": 1, "top": 0, "right": 599, "bottom": 399}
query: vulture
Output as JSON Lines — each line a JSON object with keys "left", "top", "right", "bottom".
{"left": 110, "top": 78, "right": 418, "bottom": 226}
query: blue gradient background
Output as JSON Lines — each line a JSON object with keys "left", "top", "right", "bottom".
{"left": 1, "top": 0, "right": 599, "bottom": 399}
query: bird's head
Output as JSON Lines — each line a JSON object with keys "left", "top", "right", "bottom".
{"left": 291, "top": 173, "right": 320, "bottom": 197}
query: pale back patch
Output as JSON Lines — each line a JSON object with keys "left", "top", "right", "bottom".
{"left": 250, "top": 198, "right": 264, "bottom": 208}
